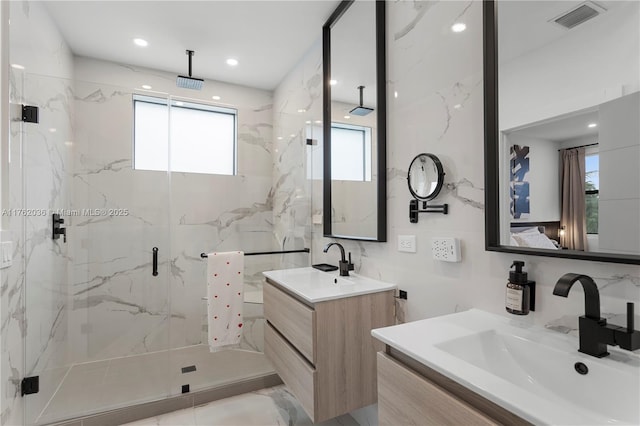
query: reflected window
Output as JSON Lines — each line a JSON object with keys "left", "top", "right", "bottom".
{"left": 133, "top": 95, "right": 237, "bottom": 175}
{"left": 585, "top": 153, "right": 599, "bottom": 234}
{"left": 331, "top": 124, "right": 372, "bottom": 181}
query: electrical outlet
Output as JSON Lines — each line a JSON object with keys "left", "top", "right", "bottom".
{"left": 398, "top": 235, "right": 416, "bottom": 253}
{"left": 431, "top": 237, "right": 461, "bottom": 262}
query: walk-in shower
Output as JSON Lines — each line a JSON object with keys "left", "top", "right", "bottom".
{"left": 8, "top": 68, "right": 312, "bottom": 425}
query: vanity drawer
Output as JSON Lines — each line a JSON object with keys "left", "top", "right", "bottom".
{"left": 265, "top": 322, "right": 316, "bottom": 419}
{"left": 264, "top": 282, "right": 316, "bottom": 363}
{"left": 377, "top": 352, "right": 497, "bottom": 426}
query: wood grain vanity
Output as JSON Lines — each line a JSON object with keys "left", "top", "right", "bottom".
{"left": 377, "top": 348, "right": 529, "bottom": 426}
{"left": 263, "top": 275, "right": 394, "bottom": 423}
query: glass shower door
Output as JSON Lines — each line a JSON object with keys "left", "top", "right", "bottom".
{"left": 21, "top": 74, "right": 172, "bottom": 425}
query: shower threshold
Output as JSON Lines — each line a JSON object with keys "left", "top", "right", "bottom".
{"left": 32, "top": 345, "right": 277, "bottom": 426}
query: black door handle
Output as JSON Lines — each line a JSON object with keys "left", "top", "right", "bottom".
{"left": 152, "top": 247, "right": 158, "bottom": 276}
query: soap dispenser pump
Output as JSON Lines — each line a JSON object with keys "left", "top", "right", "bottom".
{"left": 506, "top": 260, "right": 536, "bottom": 315}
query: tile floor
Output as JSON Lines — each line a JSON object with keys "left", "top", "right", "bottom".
{"left": 122, "top": 385, "right": 359, "bottom": 426}
{"left": 33, "top": 346, "right": 273, "bottom": 425}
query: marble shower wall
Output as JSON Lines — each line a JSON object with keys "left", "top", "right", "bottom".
{"left": 2, "top": 2, "right": 75, "bottom": 425}
{"left": 71, "top": 57, "right": 278, "bottom": 360}
{"left": 312, "top": 1, "right": 639, "bottom": 334}
{"left": 271, "top": 40, "right": 321, "bottom": 268}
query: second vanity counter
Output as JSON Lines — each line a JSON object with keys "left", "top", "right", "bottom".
{"left": 372, "top": 309, "right": 640, "bottom": 425}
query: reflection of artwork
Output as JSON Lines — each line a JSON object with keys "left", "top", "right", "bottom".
{"left": 510, "top": 144, "right": 530, "bottom": 219}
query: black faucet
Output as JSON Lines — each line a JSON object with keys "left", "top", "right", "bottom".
{"left": 553, "top": 273, "right": 640, "bottom": 358}
{"left": 323, "top": 242, "right": 354, "bottom": 277}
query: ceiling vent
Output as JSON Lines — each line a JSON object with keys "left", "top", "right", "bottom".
{"left": 551, "top": 2, "right": 606, "bottom": 29}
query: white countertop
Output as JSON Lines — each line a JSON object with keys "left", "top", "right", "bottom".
{"left": 263, "top": 267, "right": 396, "bottom": 303}
{"left": 372, "top": 309, "right": 640, "bottom": 425}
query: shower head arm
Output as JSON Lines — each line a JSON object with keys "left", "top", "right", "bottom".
{"left": 186, "top": 50, "right": 194, "bottom": 77}
{"left": 357, "top": 85, "right": 365, "bottom": 107}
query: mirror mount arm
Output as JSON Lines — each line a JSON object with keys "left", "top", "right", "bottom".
{"left": 409, "top": 199, "right": 448, "bottom": 223}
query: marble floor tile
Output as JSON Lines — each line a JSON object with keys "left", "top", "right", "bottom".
{"left": 123, "top": 385, "right": 359, "bottom": 426}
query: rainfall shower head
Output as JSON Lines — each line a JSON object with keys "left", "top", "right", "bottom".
{"left": 177, "top": 50, "right": 204, "bottom": 90}
{"left": 349, "top": 85, "right": 374, "bottom": 116}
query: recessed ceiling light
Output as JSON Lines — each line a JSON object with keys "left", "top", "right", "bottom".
{"left": 344, "top": 115, "right": 351, "bottom": 119}
{"left": 141, "top": 84, "right": 152, "bottom": 90}
{"left": 329, "top": 80, "right": 338, "bottom": 85}
{"left": 133, "top": 38, "right": 148, "bottom": 47}
{"left": 175, "top": 101, "right": 184, "bottom": 106}
{"left": 451, "top": 23, "right": 466, "bottom": 33}
{"left": 454, "top": 104, "right": 462, "bottom": 109}
{"left": 48, "top": 128, "right": 57, "bottom": 133}
{"left": 314, "top": 120, "right": 322, "bottom": 124}
{"left": 289, "top": 134, "right": 296, "bottom": 137}
{"left": 588, "top": 123, "right": 597, "bottom": 128}
{"left": 298, "top": 109, "right": 306, "bottom": 113}
{"left": 11, "top": 63, "right": 25, "bottom": 70}
{"left": 64, "top": 141, "right": 73, "bottom": 146}
{"left": 305, "top": 120, "right": 311, "bottom": 124}
{"left": 212, "top": 95, "right": 221, "bottom": 100}
{"left": 226, "top": 58, "right": 239, "bottom": 66}
{"left": 394, "top": 91, "right": 398, "bottom": 98}
{"left": 277, "top": 136, "right": 283, "bottom": 140}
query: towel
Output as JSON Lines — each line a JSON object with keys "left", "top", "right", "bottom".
{"left": 207, "top": 251, "right": 244, "bottom": 352}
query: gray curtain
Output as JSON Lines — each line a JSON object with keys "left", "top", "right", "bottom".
{"left": 560, "top": 147, "right": 587, "bottom": 250}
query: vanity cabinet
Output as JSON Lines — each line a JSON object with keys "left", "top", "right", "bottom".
{"left": 264, "top": 279, "right": 394, "bottom": 423}
{"left": 377, "top": 349, "right": 529, "bottom": 426}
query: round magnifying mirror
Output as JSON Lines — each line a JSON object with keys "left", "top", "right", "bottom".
{"left": 407, "top": 153, "right": 445, "bottom": 201}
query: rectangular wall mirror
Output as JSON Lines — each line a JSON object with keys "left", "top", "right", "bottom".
{"left": 484, "top": 0, "right": 640, "bottom": 264}
{"left": 322, "top": 0, "right": 387, "bottom": 241}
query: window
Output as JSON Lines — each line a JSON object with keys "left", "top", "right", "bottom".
{"left": 331, "top": 124, "right": 372, "bottom": 181}
{"left": 133, "top": 95, "right": 237, "bottom": 175}
{"left": 585, "top": 153, "right": 599, "bottom": 234}
{"left": 306, "top": 123, "right": 372, "bottom": 181}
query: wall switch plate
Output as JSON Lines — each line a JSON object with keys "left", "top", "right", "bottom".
{"left": 0, "top": 241, "right": 12, "bottom": 269}
{"left": 431, "top": 237, "right": 461, "bottom": 262}
{"left": 398, "top": 235, "right": 416, "bottom": 253}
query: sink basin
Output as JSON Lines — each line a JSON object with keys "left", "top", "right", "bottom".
{"left": 263, "top": 267, "right": 396, "bottom": 303}
{"left": 436, "top": 329, "right": 640, "bottom": 424}
{"left": 372, "top": 309, "right": 640, "bottom": 425}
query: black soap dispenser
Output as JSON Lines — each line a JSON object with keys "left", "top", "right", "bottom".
{"left": 506, "top": 261, "right": 536, "bottom": 315}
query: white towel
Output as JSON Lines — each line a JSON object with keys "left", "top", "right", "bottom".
{"left": 207, "top": 251, "right": 244, "bottom": 352}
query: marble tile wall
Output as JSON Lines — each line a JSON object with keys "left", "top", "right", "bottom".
{"left": 271, "top": 40, "right": 320, "bottom": 267}
{"left": 312, "top": 1, "right": 640, "bottom": 334}
{"left": 71, "top": 57, "right": 278, "bottom": 360}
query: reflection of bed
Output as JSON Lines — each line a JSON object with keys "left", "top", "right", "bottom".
{"left": 510, "top": 221, "right": 561, "bottom": 249}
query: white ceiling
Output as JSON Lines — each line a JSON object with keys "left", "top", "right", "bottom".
{"left": 498, "top": 0, "right": 623, "bottom": 64}
{"left": 512, "top": 108, "right": 599, "bottom": 142}
{"left": 44, "top": 1, "right": 341, "bottom": 90}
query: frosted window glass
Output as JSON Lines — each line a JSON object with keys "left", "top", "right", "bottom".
{"left": 170, "top": 107, "right": 235, "bottom": 174}
{"left": 134, "top": 96, "right": 236, "bottom": 175}
{"left": 134, "top": 101, "right": 169, "bottom": 171}
{"left": 331, "top": 126, "right": 372, "bottom": 181}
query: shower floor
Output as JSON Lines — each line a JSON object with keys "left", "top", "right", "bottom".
{"left": 33, "top": 346, "right": 273, "bottom": 425}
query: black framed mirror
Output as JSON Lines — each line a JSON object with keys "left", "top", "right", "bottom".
{"left": 484, "top": 0, "right": 640, "bottom": 265}
{"left": 322, "top": 0, "right": 387, "bottom": 241}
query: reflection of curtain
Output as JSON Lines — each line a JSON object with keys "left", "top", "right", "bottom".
{"left": 560, "top": 148, "right": 587, "bottom": 250}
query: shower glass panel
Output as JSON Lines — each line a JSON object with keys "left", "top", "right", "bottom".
{"left": 22, "top": 74, "right": 172, "bottom": 425}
